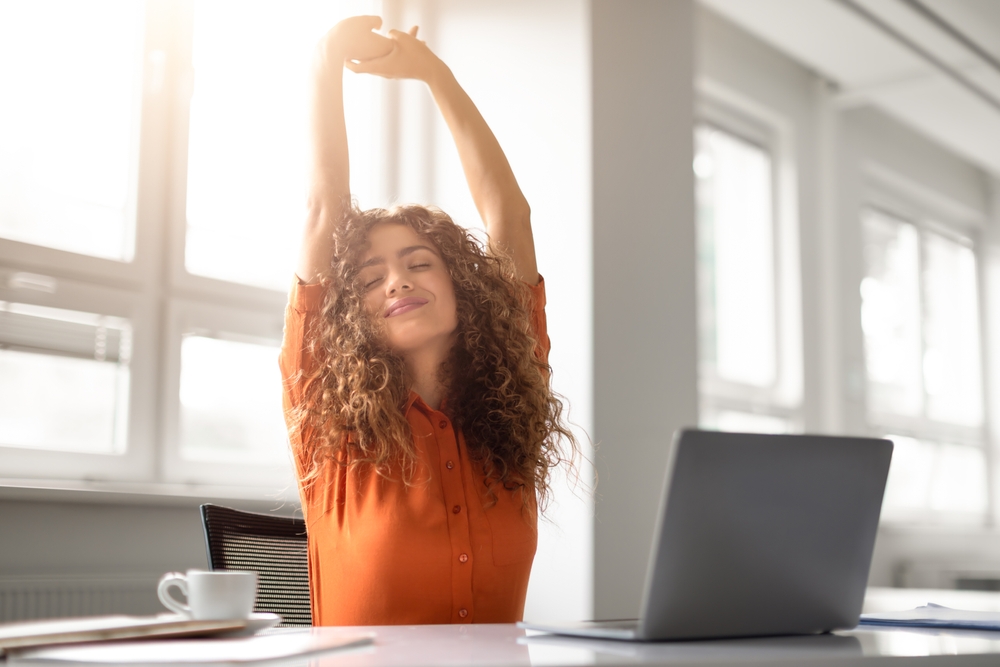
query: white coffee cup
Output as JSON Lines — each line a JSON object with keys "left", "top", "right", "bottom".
{"left": 157, "top": 570, "right": 257, "bottom": 620}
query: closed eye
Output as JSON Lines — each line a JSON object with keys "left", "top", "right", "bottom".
{"left": 363, "top": 275, "right": 384, "bottom": 290}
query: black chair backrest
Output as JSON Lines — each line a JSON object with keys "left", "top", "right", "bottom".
{"left": 199, "top": 503, "right": 312, "bottom": 627}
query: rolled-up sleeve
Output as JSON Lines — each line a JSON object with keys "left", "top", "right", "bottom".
{"left": 279, "top": 278, "right": 328, "bottom": 484}
{"left": 525, "top": 276, "right": 549, "bottom": 366}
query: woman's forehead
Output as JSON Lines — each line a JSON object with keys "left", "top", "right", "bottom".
{"left": 360, "top": 223, "right": 434, "bottom": 262}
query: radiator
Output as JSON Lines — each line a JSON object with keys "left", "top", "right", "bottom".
{"left": 0, "top": 574, "right": 164, "bottom": 622}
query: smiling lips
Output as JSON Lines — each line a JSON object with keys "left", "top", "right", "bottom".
{"left": 385, "top": 296, "right": 429, "bottom": 318}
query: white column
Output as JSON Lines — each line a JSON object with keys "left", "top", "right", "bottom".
{"left": 591, "top": 0, "right": 698, "bottom": 619}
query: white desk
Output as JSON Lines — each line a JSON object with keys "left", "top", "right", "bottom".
{"left": 286, "top": 589, "right": 1000, "bottom": 667}
{"left": 16, "top": 588, "right": 1000, "bottom": 666}
{"left": 269, "top": 622, "right": 1000, "bottom": 666}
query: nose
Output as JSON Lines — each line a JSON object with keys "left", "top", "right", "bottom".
{"left": 385, "top": 270, "right": 412, "bottom": 295}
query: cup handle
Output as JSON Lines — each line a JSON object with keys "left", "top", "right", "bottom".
{"left": 157, "top": 572, "right": 191, "bottom": 617}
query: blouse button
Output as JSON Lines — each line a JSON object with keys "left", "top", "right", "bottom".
{"left": 446, "top": 460, "right": 454, "bottom": 470}
{"left": 458, "top": 608, "right": 469, "bottom": 618}
{"left": 438, "top": 419, "right": 448, "bottom": 429}
{"left": 453, "top": 505, "right": 461, "bottom": 514}
{"left": 459, "top": 553, "right": 469, "bottom": 563}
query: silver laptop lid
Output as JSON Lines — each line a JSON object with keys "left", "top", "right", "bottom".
{"left": 638, "top": 429, "right": 892, "bottom": 640}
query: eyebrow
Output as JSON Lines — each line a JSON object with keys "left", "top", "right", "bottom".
{"left": 359, "top": 245, "right": 437, "bottom": 269}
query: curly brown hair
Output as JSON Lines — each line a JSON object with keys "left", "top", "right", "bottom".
{"left": 290, "top": 204, "right": 577, "bottom": 510}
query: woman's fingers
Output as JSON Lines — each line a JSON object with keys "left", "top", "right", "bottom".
{"left": 352, "top": 31, "right": 394, "bottom": 61}
{"left": 344, "top": 58, "right": 374, "bottom": 74}
{"left": 345, "top": 52, "right": 403, "bottom": 77}
{"left": 344, "top": 47, "right": 396, "bottom": 75}
{"left": 387, "top": 27, "right": 420, "bottom": 42}
{"left": 344, "top": 23, "right": 436, "bottom": 81}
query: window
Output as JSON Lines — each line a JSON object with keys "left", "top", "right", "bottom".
{"left": 695, "top": 116, "right": 802, "bottom": 435}
{"left": 861, "top": 208, "right": 987, "bottom": 523}
{"left": 0, "top": 1, "right": 144, "bottom": 262}
{"left": 178, "top": 336, "right": 286, "bottom": 466}
{"left": 0, "top": 301, "right": 131, "bottom": 455}
{"left": 0, "top": 0, "right": 380, "bottom": 493}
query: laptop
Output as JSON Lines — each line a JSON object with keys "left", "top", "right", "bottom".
{"left": 519, "top": 429, "right": 893, "bottom": 641}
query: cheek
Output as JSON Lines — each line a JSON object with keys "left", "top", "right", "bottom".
{"left": 363, "top": 292, "right": 383, "bottom": 317}
{"left": 437, "top": 279, "right": 459, "bottom": 329}
{"left": 362, "top": 294, "right": 391, "bottom": 339}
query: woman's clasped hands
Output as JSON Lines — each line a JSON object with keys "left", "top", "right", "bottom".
{"left": 319, "top": 15, "right": 442, "bottom": 83}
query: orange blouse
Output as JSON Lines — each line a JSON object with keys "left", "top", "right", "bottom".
{"left": 279, "top": 277, "right": 549, "bottom": 626}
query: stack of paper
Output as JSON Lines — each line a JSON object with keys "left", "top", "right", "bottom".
{"left": 6, "top": 632, "right": 375, "bottom": 665}
{"left": 0, "top": 616, "right": 248, "bottom": 654}
{"left": 860, "top": 604, "right": 1000, "bottom": 631}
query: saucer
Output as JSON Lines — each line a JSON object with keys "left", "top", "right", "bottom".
{"left": 220, "top": 613, "right": 283, "bottom": 637}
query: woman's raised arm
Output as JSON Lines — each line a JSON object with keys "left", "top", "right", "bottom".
{"left": 347, "top": 29, "right": 539, "bottom": 285}
{"left": 297, "top": 16, "right": 392, "bottom": 285}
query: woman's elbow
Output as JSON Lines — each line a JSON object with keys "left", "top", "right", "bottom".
{"left": 303, "top": 198, "right": 347, "bottom": 236}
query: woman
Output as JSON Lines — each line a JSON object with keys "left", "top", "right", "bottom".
{"left": 280, "top": 16, "right": 576, "bottom": 626}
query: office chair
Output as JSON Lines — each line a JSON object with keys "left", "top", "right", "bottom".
{"left": 199, "top": 503, "right": 312, "bottom": 627}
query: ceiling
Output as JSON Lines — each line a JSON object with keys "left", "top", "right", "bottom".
{"left": 701, "top": 0, "right": 1000, "bottom": 179}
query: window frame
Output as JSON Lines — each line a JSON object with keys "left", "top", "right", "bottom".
{"left": 695, "top": 98, "right": 804, "bottom": 432}
{"left": 161, "top": 297, "right": 291, "bottom": 488}
{"left": 0, "top": 274, "right": 157, "bottom": 482}
{"left": 860, "top": 187, "right": 991, "bottom": 525}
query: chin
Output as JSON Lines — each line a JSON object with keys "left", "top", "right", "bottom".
{"left": 387, "top": 325, "right": 457, "bottom": 355}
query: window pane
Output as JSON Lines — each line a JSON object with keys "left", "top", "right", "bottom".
{"left": 696, "top": 126, "right": 776, "bottom": 387}
{"left": 0, "top": 1, "right": 143, "bottom": 261}
{"left": 881, "top": 435, "right": 933, "bottom": 518}
{"left": 923, "top": 233, "right": 982, "bottom": 427}
{"left": 0, "top": 302, "right": 131, "bottom": 453}
{"left": 861, "top": 211, "right": 922, "bottom": 417}
{"left": 882, "top": 435, "right": 987, "bottom": 519}
{"left": 704, "top": 410, "right": 791, "bottom": 435}
{"left": 179, "top": 335, "right": 289, "bottom": 464}
{"left": 928, "top": 442, "right": 987, "bottom": 514}
{"left": 185, "top": 0, "right": 381, "bottom": 290}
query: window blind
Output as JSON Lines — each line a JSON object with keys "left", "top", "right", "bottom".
{"left": 0, "top": 302, "right": 131, "bottom": 364}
